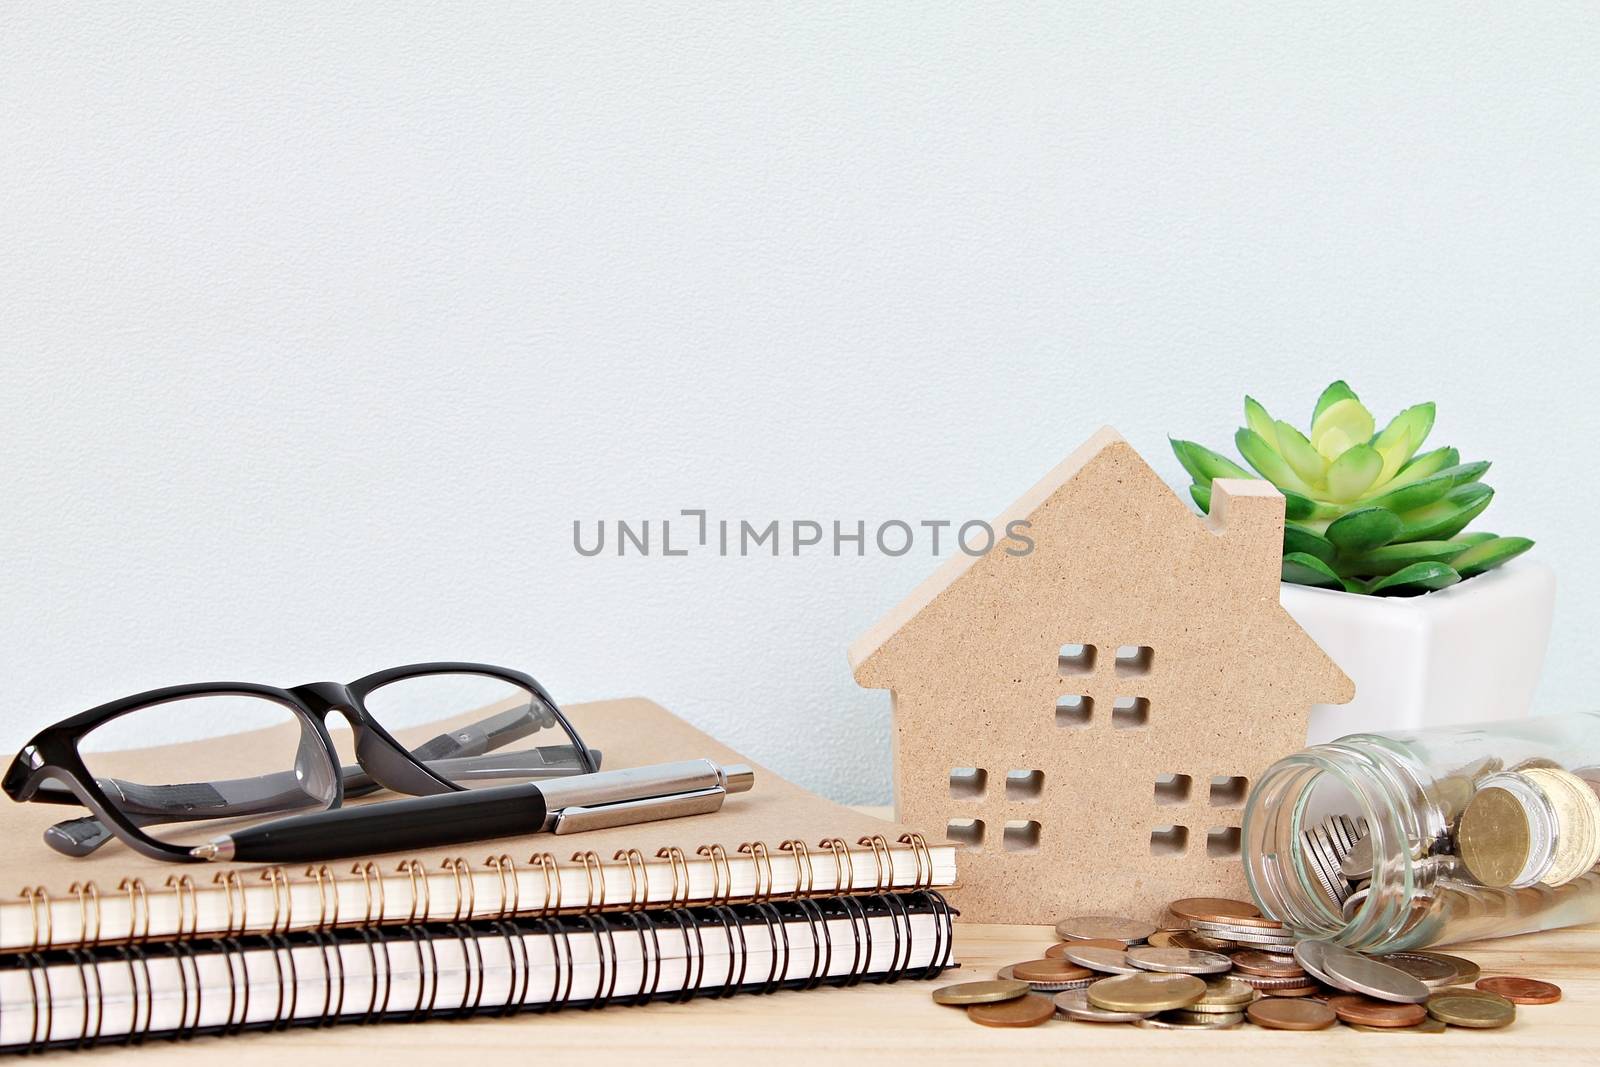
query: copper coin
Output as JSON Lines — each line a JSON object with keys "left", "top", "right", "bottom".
{"left": 1246, "top": 997, "right": 1337, "bottom": 1030}
{"left": 1350, "top": 1017, "right": 1447, "bottom": 1033}
{"left": 1326, "top": 993, "right": 1429, "bottom": 1028}
{"left": 1258, "top": 986, "right": 1319, "bottom": 997}
{"left": 968, "top": 993, "right": 1057, "bottom": 1027}
{"left": 1235, "top": 973, "right": 1317, "bottom": 991}
{"left": 1168, "top": 897, "right": 1279, "bottom": 928}
{"left": 1012, "top": 958, "right": 1093, "bottom": 983}
{"left": 1476, "top": 976, "right": 1562, "bottom": 1005}
{"left": 1231, "top": 950, "right": 1307, "bottom": 978}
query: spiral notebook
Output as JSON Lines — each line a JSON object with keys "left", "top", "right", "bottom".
{"left": 1, "top": 698, "right": 956, "bottom": 952}
{"left": 1, "top": 892, "right": 956, "bottom": 1052}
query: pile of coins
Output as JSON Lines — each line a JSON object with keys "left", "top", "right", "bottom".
{"left": 930, "top": 896, "right": 1562, "bottom": 1033}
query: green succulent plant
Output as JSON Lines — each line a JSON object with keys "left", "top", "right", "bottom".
{"left": 1171, "top": 381, "right": 1533, "bottom": 596}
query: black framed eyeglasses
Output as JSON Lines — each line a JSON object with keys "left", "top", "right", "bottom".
{"left": 2, "top": 662, "right": 601, "bottom": 862}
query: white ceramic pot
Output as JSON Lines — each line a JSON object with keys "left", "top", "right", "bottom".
{"left": 1281, "top": 560, "right": 1556, "bottom": 744}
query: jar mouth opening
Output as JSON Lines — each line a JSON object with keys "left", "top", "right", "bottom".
{"left": 1243, "top": 747, "right": 1412, "bottom": 945}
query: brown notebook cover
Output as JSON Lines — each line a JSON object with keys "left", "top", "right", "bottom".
{"left": 1, "top": 698, "right": 955, "bottom": 951}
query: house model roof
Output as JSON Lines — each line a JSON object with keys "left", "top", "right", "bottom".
{"left": 848, "top": 425, "right": 1353, "bottom": 924}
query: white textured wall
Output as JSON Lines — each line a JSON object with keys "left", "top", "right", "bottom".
{"left": 4, "top": 4, "right": 1597, "bottom": 802}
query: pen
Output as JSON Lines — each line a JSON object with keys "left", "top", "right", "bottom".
{"left": 189, "top": 758, "right": 755, "bottom": 863}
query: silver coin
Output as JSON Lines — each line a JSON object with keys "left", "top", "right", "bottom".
{"left": 1054, "top": 915, "right": 1156, "bottom": 945}
{"left": 1293, "top": 939, "right": 1429, "bottom": 1004}
{"left": 1339, "top": 832, "right": 1374, "bottom": 878}
{"left": 1053, "top": 988, "right": 1155, "bottom": 1023}
{"left": 1190, "top": 921, "right": 1294, "bottom": 944}
{"left": 1125, "top": 946, "right": 1233, "bottom": 975}
{"left": 1137, "top": 1010, "right": 1243, "bottom": 1029}
{"left": 996, "top": 964, "right": 1097, "bottom": 991}
{"left": 1061, "top": 944, "right": 1142, "bottom": 974}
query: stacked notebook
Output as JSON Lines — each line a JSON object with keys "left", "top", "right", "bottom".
{"left": 0, "top": 698, "right": 957, "bottom": 1052}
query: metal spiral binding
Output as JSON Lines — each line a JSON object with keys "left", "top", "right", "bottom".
{"left": 818, "top": 838, "right": 854, "bottom": 894}
{"left": 212, "top": 870, "right": 247, "bottom": 938}
{"left": 739, "top": 841, "right": 774, "bottom": 901}
{"left": 780, "top": 839, "right": 815, "bottom": 897}
{"left": 572, "top": 850, "right": 606, "bottom": 913}
{"left": 442, "top": 858, "right": 475, "bottom": 923}
{"left": 261, "top": 867, "right": 292, "bottom": 936}
{"left": 306, "top": 865, "right": 340, "bottom": 929}
{"left": 397, "top": 859, "right": 429, "bottom": 925}
{"left": 858, "top": 835, "right": 893, "bottom": 892}
{"left": 486, "top": 854, "right": 519, "bottom": 920}
{"left": 697, "top": 843, "right": 733, "bottom": 905}
{"left": 655, "top": 847, "right": 689, "bottom": 907}
{"left": 530, "top": 852, "right": 562, "bottom": 915}
{"left": 899, "top": 832, "right": 932, "bottom": 890}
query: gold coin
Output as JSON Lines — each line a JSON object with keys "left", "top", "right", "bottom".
{"left": 1194, "top": 977, "right": 1257, "bottom": 1007}
{"left": 931, "top": 978, "right": 1030, "bottom": 1005}
{"left": 1350, "top": 1017, "right": 1447, "bottom": 1033}
{"left": 1427, "top": 992, "right": 1516, "bottom": 1029}
{"left": 1150, "top": 928, "right": 1235, "bottom": 952}
{"left": 1087, "top": 972, "right": 1206, "bottom": 1013}
{"left": 1458, "top": 786, "right": 1532, "bottom": 887}
{"left": 967, "top": 994, "right": 1057, "bottom": 1028}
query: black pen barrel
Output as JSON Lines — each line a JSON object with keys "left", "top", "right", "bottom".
{"left": 220, "top": 783, "right": 549, "bottom": 863}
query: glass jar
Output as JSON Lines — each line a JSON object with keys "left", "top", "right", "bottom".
{"left": 1243, "top": 712, "right": 1600, "bottom": 952}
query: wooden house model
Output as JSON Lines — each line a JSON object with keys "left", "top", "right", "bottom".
{"left": 849, "top": 427, "right": 1353, "bottom": 924}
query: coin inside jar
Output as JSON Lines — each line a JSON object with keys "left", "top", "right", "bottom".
{"left": 968, "top": 994, "right": 1058, "bottom": 1028}
{"left": 1055, "top": 915, "right": 1157, "bottom": 945}
{"left": 1476, "top": 976, "right": 1561, "bottom": 1004}
{"left": 1087, "top": 972, "right": 1206, "bottom": 1013}
{"left": 1326, "top": 993, "right": 1429, "bottom": 1028}
{"left": 1457, "top": 786, "right": 1533, "bottom": 888}
{"left": 1125, "top": 946, "right": 1233, "bottom": 975}
{"left": 1011, "top": 958, "right": 1094, "bottom": 983}
{"left": 1246, "top": 997, "right": 1337, "bottom": 1030}
{"left": 1061, "top": 944, "right": 1141, "bottom": 974}
{"left": 1052, "top": 988, "right": 1155, "bottom": 1023}
{"left": 931, "top": 978, "right": 1031, "bottom": 1006}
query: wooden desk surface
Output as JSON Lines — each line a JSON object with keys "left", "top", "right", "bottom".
{"left": 55, "top": 811, "right": 1600, "bottom": 1065}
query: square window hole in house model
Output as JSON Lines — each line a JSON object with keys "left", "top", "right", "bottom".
{"left": 949, "top": 767, "right": 987, "bottom": 799}
{"left": 1112, "top": 696, "right": 1150, "bottom": 729}
{"left": 946, "top": 818, "right": 985, "bottom": 850}
{"left": 1055, "top": 694, "right": 1093, "bottom": 727}
{"left": 1209, "top": 775, "right": 1248, "bottom": 807}
{"left": 1207, "top": 827, "right": 1242, "bottom": 859}
{"left": 1003, "top": 820, "right": 1041, "bottom": 853}
{"left": 1115, "top": 645, "right": 1154, "bottom": 676}
{"left": 1150, "top": 825, "right": 1188, "bottom": 856}
{"left": 1154, "top": 773, "right": 1192, "bottom": 805}
{"left": 1006, "top": 769, "right": 1044, "bottom": 799}
{"left": 1058, "top": 643, "right": 1096, "bottom": 675}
